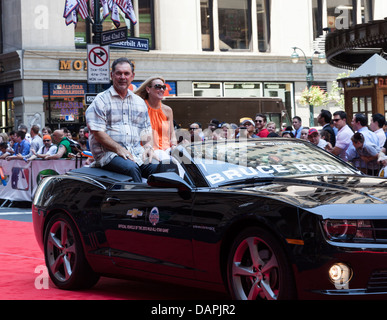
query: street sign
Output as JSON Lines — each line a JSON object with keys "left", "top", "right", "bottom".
{"left": 87, "top": 44, "right": 110, "bottom": 84}
{"left": 84, "top": 93, "right": 98, "bottom": 106}
{"left": 110, "top": 37, "right": 149, "bottom": 51}
{"left": 101, "top": 27, "right": 128, "bottom": 45}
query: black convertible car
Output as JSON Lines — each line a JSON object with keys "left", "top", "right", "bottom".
{"left": 32, "top": 138, "right": 387, "bottom": 300}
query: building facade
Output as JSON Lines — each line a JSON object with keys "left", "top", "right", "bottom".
{"left": 1, "top": 0, "right": 387, "bottom": 133}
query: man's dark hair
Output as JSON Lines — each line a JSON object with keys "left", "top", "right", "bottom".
{"left": 111, "top": 57, "right": 134, "bottom": 73}
{"left": 255, "top": 113, "right": 267, "bottom": 122}
{"left": 372, "top": 113, "right": 386, "bottom": 128}
{"left": 319, "top": 109, "right": 332, "bottom": 123}
{"left": 16, "top": 130, "right": 26, "bottom": 140}
{"left": 292, "top": 116, "right": 302, "bottom": 122}
{"left": 333, "top": 110, "right": 347, "bottom": 120}
{"left": 354, "top": 113, "right": 367, "bottom": 126}
{"left": 0, "top": 142, "right": 7, "bottom": 150}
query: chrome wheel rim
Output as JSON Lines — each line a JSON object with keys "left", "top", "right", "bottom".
{"left": 46, "top": 220, "right": 76, "bottom": 282}
{"left": 231, "top": 236, "right": 280, "bottom": 300}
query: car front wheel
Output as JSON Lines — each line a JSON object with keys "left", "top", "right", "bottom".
{"left": 227, "top": 227, "right": 295, "bottom": 300}
{"left": 44, "top": 213, "right": 100, "bottom": 290}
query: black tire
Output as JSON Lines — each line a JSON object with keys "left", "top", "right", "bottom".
{"left": 44, "top": 213, "right": 100, "bottom": 290}
{"left": 226, "top": 226, "right": 296, "bottom": 300}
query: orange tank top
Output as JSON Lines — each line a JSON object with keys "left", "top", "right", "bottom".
{"left": 146, "top": 100, "right": 171, "bottom": 150}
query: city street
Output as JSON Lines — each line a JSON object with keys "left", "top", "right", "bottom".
{"left": 0, "top": 206, "right": 228, "bottom": 300}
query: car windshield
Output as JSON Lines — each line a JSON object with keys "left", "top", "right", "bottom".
{"left": 182, "top": 138, "right": 360, "bottom": 186}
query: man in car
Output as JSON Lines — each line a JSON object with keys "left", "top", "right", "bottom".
{"left": 86, "top": 57, "right": 161, "bottom": 182}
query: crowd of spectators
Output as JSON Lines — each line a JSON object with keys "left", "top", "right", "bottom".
{"left": 0, "top": 124, "right": 90, "bottom": 163}
{"left": 1, "top": 108, "right": 387, "bottom": 177}
{"left": 182, "top": 109, "right": 387, "bottom": 177}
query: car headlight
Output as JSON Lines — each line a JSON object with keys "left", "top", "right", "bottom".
{"left": 322, "top": 219, "right": 373, "bottom": 241}
{"left": 329, "top": 263, "right": 353, "bottom": 287}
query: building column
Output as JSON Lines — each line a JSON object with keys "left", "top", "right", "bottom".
{"left": 13, "top": 79, "right": 45, "bottom": 130}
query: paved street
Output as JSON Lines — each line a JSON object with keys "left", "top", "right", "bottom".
{"left": 0, "top": 206, "right": 32, "bottom": 222}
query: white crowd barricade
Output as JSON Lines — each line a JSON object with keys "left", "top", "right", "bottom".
{"left": 0, "top": 159, "right": 81, "bottom": 202}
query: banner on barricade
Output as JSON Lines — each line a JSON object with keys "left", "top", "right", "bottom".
{"left": 0, "top": 159, "right": 80, "bottom": 202}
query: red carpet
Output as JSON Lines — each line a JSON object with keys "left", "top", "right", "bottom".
{"left": 0, "top": 220, "right": 228, "bottom": 300}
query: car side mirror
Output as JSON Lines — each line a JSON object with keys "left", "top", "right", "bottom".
{"left": 147, "top": 172, "right": 192, "bottom": 200}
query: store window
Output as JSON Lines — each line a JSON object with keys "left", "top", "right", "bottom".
{"left": 313, "top": 0, "right": 373, "bottom": 40}
{"left": 43, "top": 82, "right": 89, "bottom": 133}
{"left": 75, "top": 0, "right": 155, "bottom": 50}
{"left": 201, "top": 0, "right": 213, "bottom": 51}
{"left": 224, "top": 82, "right": 262, "bottom": 97}
{"left": 201, "top": 0, "right": 270, "bottom": 52}
{"left": 218, "top": 0, "right": 251, "bottom": 50}
{"left": 193, "top": 82, "right": 222, "bottom": 97}
{"left": 256, "top": 0, "right": 270, "bottom": 52}
{"left": 0, "top": 85, "right": 14, "bottom": 133}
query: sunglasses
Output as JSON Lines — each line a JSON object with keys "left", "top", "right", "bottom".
{"left": 255, "top": 120, "right": 263, "bottom": 123}
{"left": 333, "top": 118, "right": 341, "bottom": 122}
{"left": 43, "top": 140, "right": 51, "bottom": 142}
{"left": 150, "top": 84, "right": 166, "bottom": 91}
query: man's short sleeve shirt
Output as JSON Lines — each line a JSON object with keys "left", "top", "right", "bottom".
{"left": 86, "top": 86, "right": 152, "bottom": 167}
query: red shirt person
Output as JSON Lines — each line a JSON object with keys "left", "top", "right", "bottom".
{"left": 255, "top": 113, "right": 269, "bottom": 137}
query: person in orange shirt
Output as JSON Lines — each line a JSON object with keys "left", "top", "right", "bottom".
{"left": 135, "top": 76, "right": 177, "bottom": 159}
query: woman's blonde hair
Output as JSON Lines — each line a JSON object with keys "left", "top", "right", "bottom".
{"left": 135, "top": 75, "right": 165, "bottom": 100}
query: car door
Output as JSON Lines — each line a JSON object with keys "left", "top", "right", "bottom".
{"left": 101, "top": 182, "right": 195, "bottom": 279}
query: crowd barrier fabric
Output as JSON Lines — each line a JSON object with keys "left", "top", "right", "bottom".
{"left": 0, "top": 159, "right": 81, "bottom": 202}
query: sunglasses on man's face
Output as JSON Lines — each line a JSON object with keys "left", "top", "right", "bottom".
{"left": 151, "top": 84, "right": 167, "bottom": 91}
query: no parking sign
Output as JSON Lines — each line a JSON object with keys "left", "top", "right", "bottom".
{"left": 87, "top": 44, "right": 110, "bottom": 84}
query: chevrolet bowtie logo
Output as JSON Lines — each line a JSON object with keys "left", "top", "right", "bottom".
{"left": 127, "top": 208, "right": 143, "bottom": 218}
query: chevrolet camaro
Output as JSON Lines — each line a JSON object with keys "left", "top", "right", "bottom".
{"left": 32, "top": 138, "right": 387, "bottom": 299}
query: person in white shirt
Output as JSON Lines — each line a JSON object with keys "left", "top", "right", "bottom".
{"left": 330, "top": 111, "right": 353, "bottom": 162}
{"left": 27, "top": 135, "right": 57, "bottom": 161}
{"left": 370, "top": 113, "right": 386, "bottom": 149}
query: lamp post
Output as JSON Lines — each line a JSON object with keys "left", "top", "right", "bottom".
{"left": 291, "top": 47, "right": 326, "bottom": 126}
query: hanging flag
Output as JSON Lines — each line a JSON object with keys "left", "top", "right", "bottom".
{"left": 77, "top": 0, "right": 89, "bottom": 19}
{"left": 110, "top": 1, "right": 121, "bottom": 28}
{"left": 126, "top": 0, "right": 137, "bottom": 24}
{"left": 65, "top": 8, "right": 78, "bottom": 26}
{"left": 100, "top": 0, "right": 110, "bottom": 18}
{"left": 63, "top": 0, "right": 78, "bottom": 18}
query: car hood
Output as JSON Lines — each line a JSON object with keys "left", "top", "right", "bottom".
{"left": 219, "top": 174, "right": 387, "bottom": 218}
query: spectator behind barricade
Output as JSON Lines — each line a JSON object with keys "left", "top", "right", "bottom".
{"left": 330, "top": 111, "right": 353, "bottom": 162}
{"left": 18, "top": 124, "right": 31, "bottom": 142}
{"left": 135, "top": 76, "right": 177, "bottom": 159}
{"left": 282, "top": 130, "right": 294, "bottom": 138}
{"left": 370, "top": 113, "right": 386, "bottom": 148}
{"left": 318, "top": 109, "right": 336, "bottom": 147}
{"left": 44, "top": 129, "right": 71, "bottom": 160}
{"left": 42, "top": 127, "right": 52, "bottom": 136}
{"left": 300, "top": 127, "right": 310, "bottom": 140}
{"left": 351, "top": 132, "right": 380, "bottom": 176}
{"left": 0, "top": 142, "right": 7, "bottom": 158}
{"left": 27, "top": 135, "right": 57, "bottom": 161}
{"left": 239, "top": 119, "right": 258, "bottom": 139}
{"left": 346, "top": 113, "right": 380, "bottom": 164}
{"left": 208, "top": 119, "right": 220, "bottom": 132}
{"left": 221, "top": 123, "right": 234, "bottom": 139}
{"left": 29, "top": 125, "right": 43, "bottom": 156}
{"left": 6, "top": 130, "right": 31, "bottom": 160}
{"left": 308, "top": 128, "right": 333, "bottom": 151}
{"left": 255, "top": 114, "right": 269, "bottom": 137}
{"left": 189, "top": 122, "right": 204, "bottom": 142}
{"left": 267, "top": 122, "right": 276, "bottom": 135}
{"left": 78, "top": 126, "right": 85, "bottom": 140}
{"left": 292, "top": 116, "right": 303, "bottom": 138}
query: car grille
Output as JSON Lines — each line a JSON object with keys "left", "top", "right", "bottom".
{"left": 367, "top": 270, "right": 387, "bottom": 293}
{"left": 369, "top": 221, "right": 387, "bottom": 243}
